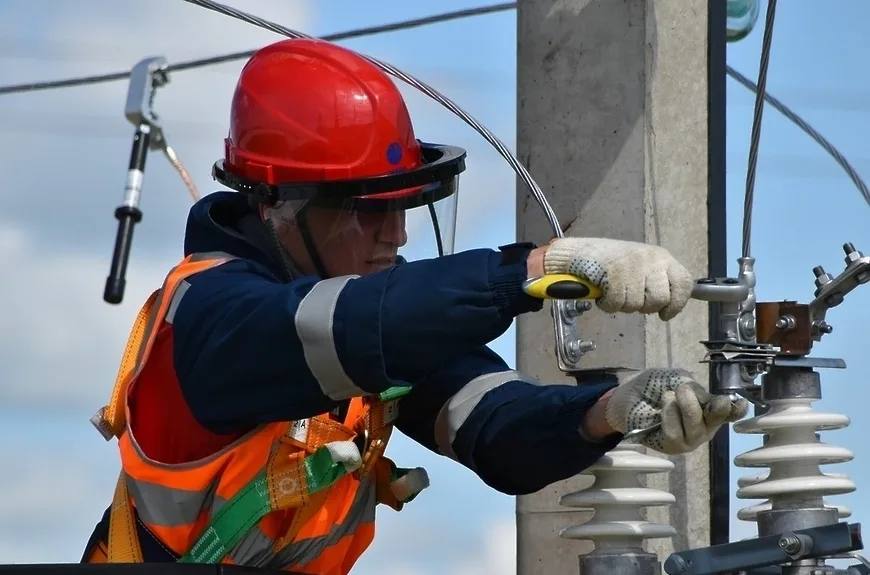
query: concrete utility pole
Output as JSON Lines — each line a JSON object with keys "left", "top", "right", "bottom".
{"left": 516, "top": 1, "right": 718, "bottom": 573}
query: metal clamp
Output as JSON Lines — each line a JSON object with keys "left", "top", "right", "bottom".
{"left": 553, "top": 299, "right": 595, "bottom": 372}
{"left": 664, "top": 522, "right": 863, "bottom": 575}
{"left": 694, "top": 257, "right": 772, "bottom": 397}
{"left": 809, "top": 243, "right": 870, "bottom": 341}
{"left": 125, "top": 56, "right": 169, "bottom": 148}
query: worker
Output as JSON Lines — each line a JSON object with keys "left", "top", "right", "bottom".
{"left": 83, "top": 39, "right": 747, "bottom": 573}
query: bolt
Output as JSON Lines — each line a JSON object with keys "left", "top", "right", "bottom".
{"left": 565, "top": 340, "right": 580, "bottom": 361}
{"left": 775, "top": 315, "right": 796, "bottom": 331}
{"left": 561, "top": 299, "right": 592, "bottom": 319}
{"left": 697, "top": 277, "right": 716, "bottom": 284}
{"left": 844, "top": 242, "right": 863, "bottom": 265}
{"left": 818, "top": 321, "right": 834, "bottom": 334}
{"left": 778, "top": 534, "right": 802, "bottom": 556}
{"left": 739, "top": 314, "right": 756, "bottom": 339}
{"left": 814, "top": 266, "right": 834, "bottom": 291}
{"left": 578, "top": 340, "right": 596, "bottom": 353}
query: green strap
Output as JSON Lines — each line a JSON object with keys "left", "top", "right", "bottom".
{"left": 378, "top": 386, "right": 412, "bottom": 402}
{"left": 179, "top": 446, "right": 348, "bottom": 564}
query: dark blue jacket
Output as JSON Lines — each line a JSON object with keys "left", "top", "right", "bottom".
{"left": 168, "top": 192, "right": 620, "bottom": 495}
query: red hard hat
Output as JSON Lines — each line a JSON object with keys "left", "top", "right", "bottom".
{"left": 214, "top": 39, "right": 465, "bottom": 208}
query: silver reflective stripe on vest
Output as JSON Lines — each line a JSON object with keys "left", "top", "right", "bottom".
{"left": 268, "top": 479, "right": 377, "bottom": 570}
{"left": 125, "top": 473, "right": 216, "bottom": 527}
{"left": 434, "top": 370, "right": 530, "bottom": 460}
{"left": 295, "top": 276, "right": 365, "bottom": 401}
{"left": 164, "top": 280, "right": 191, "bottom": 325}
{"left": 229, "top": 526, "right": 275, "bottom": 568}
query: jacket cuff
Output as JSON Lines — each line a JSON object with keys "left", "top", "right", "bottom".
{"left": 490, "top": 243, "right": 543, "bottom": 318}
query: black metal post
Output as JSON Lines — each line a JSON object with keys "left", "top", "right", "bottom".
{"left": 707, "top": 0, "right": 730, "bottom": 547}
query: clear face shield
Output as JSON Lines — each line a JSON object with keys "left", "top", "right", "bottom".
{"left": 213, "top": 143, "right": 465, "bottom": 278}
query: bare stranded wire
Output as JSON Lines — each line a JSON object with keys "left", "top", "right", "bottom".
{"left": 726, "top": 64, "right": 870, "bottom": 208}
{"left": 742, "top": 0, "right": 778, "bottom": 259}
{"left": 1, "top": 2, "right": 866, "bottom": 217}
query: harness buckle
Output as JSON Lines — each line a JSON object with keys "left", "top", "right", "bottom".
{"left": 90, "top": 406, "right": 115, "bottom": 441}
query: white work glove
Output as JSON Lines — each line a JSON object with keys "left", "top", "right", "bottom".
{"left": 604, "top": 368, "right": 749, "bottom": 455}
{"left": 544, "top": 237, "right": 694, "bottom": 320}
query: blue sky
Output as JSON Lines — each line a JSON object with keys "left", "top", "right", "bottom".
{"left": 0, "top": 1, "right": 867, "bottom": 572}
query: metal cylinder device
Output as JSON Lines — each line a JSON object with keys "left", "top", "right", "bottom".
{"left": 560, "top": 443, "right": 676, "bottom": 574}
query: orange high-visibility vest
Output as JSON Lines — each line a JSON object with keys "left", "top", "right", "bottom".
{"left": 93, "top": 252, "right": 413, "bottom": 574}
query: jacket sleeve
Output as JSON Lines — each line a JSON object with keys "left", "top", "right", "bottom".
{"left": 171, "top": 246, "right": 542, "bottom": 433}
{"left": 395, "top": 347, "right": 622, "bottom": 495}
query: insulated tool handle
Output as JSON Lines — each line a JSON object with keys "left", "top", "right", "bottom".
{"left": 522, "top": 274, "right": 601, "bottom": 300}
{"left": 104, "top": 126, "right": 149, "bottom": 304}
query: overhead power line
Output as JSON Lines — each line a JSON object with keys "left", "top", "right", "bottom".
{"left": 1, "top": 2, "right": 867, "bottom": 210}
{"left": 0, "top": 3, "right": 516, "bottom": 95}
{"left": 726, "top": 65, "right": 870, "bottom": 207}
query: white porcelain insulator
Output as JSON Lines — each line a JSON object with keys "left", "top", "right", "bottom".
{"left": 735, "top": 396, "right": 854, "bottom": 524}
{"left": 559, "top": 443, "right": 676, "bottom": 551}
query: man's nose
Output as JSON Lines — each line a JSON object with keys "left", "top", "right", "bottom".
{"left": 377, "top": 210, "right": 407, "bottom": 247}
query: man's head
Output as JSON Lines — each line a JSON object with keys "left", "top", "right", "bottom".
{"left": 213, "top": 39, "right": 465, "bottom": 278}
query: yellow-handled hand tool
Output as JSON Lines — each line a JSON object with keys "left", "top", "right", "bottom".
{"left": 522, "top": 274, "right": 602, "bottom": 300}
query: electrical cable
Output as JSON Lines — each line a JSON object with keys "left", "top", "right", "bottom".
{"left": 179, "top": 0, "right": 564, "bottom": 238}
{"left": 3, "top": 2, "right": 865, "bottom": 226}
{"left": 0, "top": 3, "right": 517, "bottom": 95}
{"left": 4, "top": 3, "right": 866, "bottom": 217}
{"left": 162, "top": 144, "right": 200, "bottom": 201}
{"left": 741, "top": 0, "right": 778, "bottom": 259}
{"left": 727, "top": 65, "right": 869, "bottom": 208}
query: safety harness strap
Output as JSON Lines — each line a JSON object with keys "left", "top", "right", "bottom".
{"left": 94, "top": 253, "right": 235, "bottom": 439}
{"left": 92, "top": 290, "right": 159, "bottom": 440}
{"left": 107, "top": 472, "right": 143, "bottom": 563}
{"left": 180, "top": 445, "right": 353, "bottom": 564}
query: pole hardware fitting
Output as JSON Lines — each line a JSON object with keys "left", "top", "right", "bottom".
{"left": 775, "top": 314, "right": 796, "bottom": 331}
{"left": 663, "top": 522, "right": 863, "bottom": 575}
{"left": 554, "top": 299, "right": 594, "bottom": 371}
{"left": 695, "top": 258, "right": 776, "bottom": 396}
{"left": 808, "top": 242, "right": 870, "bottom": 343}
{"left": 561, "top": 299, "right": 593, "bottom": 319}
{"left": 777, "top": 532, "right": 814, "bottom": 559}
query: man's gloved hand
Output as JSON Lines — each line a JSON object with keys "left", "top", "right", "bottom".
{"left": 544, "top": 237, "right": 694, "bottom": 320}
{"left": 604, "top": 368, "right": 749, "bottom": 454}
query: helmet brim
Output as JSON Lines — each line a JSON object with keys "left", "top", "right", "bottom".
{"left": 214, "top": 142, "right": 466, "bottom": 211}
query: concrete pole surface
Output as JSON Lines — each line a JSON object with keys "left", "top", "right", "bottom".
{"left": 516, "top": 1, "right": 711, "bottom": 573}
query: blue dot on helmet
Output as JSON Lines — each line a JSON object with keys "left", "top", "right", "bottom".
{"left": 386, "top": 142, "right": 403, "bottom": 165}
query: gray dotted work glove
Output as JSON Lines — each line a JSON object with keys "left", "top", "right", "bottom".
{"left": 604, "top": 368, "right": 749, "bottom": 454}
{"left": 544, "top": 237, "right": 694, "bottom": 320}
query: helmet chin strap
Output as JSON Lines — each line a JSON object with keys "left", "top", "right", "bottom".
{"left": 263, "top": 214, "right": 302, "bottom": 282}
{"left": 295, "top": 205, "right": 331, "bottom": 278}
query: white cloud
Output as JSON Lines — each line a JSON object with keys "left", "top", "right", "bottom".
{"left": 0, "top": 222, "right": 170, "bottom": 409}
{"left": 454, "top": 520, "right": 516, "bottom": 575}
